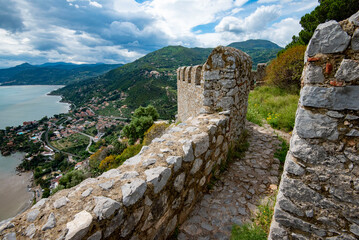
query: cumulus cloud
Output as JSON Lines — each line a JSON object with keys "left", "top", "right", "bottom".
{"left": 0, "top": 0, "right": 318, "bottom": 68}
{"left": 215, "top": 5, "right": 281, "bottom": 33}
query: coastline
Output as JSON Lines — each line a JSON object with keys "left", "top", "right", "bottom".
{"left": 0, "top": 153, "right": 34, "bottom": 221}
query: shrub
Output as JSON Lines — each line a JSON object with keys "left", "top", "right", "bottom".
{"left": 59, "top": 170, "right": 86, "bottom": 189}
{"left": 265, "top": 45, "right": 306, "bottom": 92}
{"left": 114, "top": 144, "right": 143, "bottom": 166}
{"left": 143, "top": 122, "right": 169, "bottom": 145}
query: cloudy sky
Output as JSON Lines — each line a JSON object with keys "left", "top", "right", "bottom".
{"left": 0, "top": 0, "right": 318, "bottom": 68}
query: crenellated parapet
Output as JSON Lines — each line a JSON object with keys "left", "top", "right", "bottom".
{"left": 177, "top": 46, "right": 252, "bottom": 140}
{"left": 269, "top": 11, "right": 359, "bottom": 240}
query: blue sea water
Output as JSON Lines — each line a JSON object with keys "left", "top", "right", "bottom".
{"left": 0, "top": 85, "right": 70, "bottom": 129}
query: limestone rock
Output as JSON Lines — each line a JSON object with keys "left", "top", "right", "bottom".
{"left": 335, "top": 59, "right": 359, "bottom": 82}
{"left": 3, "top": 232, "right": 16, "bottom": 240}
{"left": 192, "top": 132, "right": 209, "bottom": 157}
{"left": 81, "top": 188, "right": 93, "bottom": 198}
{"left": 190, "top": 158, "right": 203, "bottom": 174}
{"left": 120, "top": 207, "right": 144, "bottom": 237}
{"left": 349, "top": 11, "right": 359, "bottom": 26}
{"left": 166, "top": 156, "right": 182, "bottom": 172}
{"left": 277, "top": 192, "right": 304, "bottom": 217}
{"left": 93, "top": 196, "right": 121, "bottom": 220}
{"left": 182, "top": 141, "right": 194, "bottom": 162}
{"left": 65, "top": 210, "right": 93, "bottom": 240}
{"left": 42, "top": 213, "right": 56, "bottom": 231}
{"left": 121, "top": 178, "right": 147, "bottom": 207}
{"left": 174, "top": 173, "right": 186, "bottom": 192}
{"left": 145, "top": 167, "right": 171, "bottom": 194}
{"left": 300, "top": 85, "right": 359, "bottom": 111}
{"left": 350, "top": 223, "right": 359, "bottom": 236}
{"left": 303, "top": 64, "right": 324, "bottom": 84}
{"left": 351, "top": 28, "right": 359, "bottom": 51}
{"left": 123, "top": 154, "right": 141, "bottom": 166}
{"left": 27, "top": 209, "right": 40, "bottom": 222}
{"left": 88, "top": 231, "right": 102, "bottom": 240}
{"left": 53, "top": 197, "right": 69, "bottom": 209}
{"left": 306, "top": 20, "right": 351, "bottom": 56}
{"left": 25, "top": 224, "right": 36, "bottom": 238}
{"left": 104, "top": 209, "right": 124, "bottom": 238}
{"left": 295, "top": 108, "right": 339, "bottom": 140}
{"left": 99, "top": 180, "right": 113, "bottom": 190}
{"left": 119, "top": 171, "right": 139, "bottom": 180}
{"left": 99, "top": 169, "right": 121, "bottom": 179}
{"left": 284, "top": 153, "right": 305, "bottom": 176}
{"left": 31, "top": 198, "right": 48, "bottom": 209}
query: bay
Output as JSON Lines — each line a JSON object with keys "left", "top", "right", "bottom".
{"left": 0, "top": 85, "right": 70, "bottom": 129}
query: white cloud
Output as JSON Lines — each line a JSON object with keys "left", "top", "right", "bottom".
{"left": 89, "top": 1, "right": 102, "bottom": 8}
{"left": 216, "top": 5, "right": 280, "bottom": 33}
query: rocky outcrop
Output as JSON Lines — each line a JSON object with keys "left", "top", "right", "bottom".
{"left": 0, "top": 46, "right": 252, "bottom": 240}
{"left": 269, "top": 11, "right": 359, "bottom": 240}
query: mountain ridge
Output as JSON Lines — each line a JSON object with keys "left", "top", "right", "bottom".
{"left": 52, "top": 39, "right": 282, "bottom": 119}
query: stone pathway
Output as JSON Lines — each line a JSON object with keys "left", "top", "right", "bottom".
{"left": 177, "top": 122, "right": 283, "bottom": 239}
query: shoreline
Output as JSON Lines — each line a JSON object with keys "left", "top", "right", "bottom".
{"left": 0, "top": 158, "right": 34, "bottom": 221}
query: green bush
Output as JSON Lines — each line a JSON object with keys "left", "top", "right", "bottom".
{"left": 59, "top": 170, "right": 86, "bottom": 189}
{"left": 114, "top": 144, "right": 142, "bottom": 166}
{"left": 143, "top": 122, "right": 169, "bottom": 145}
{"left": 231, "top": 224, "right": 267, "bottom": 240}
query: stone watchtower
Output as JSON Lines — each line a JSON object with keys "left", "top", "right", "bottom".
{"left": 177, "top": 46, "right": 252, "bottom": 140}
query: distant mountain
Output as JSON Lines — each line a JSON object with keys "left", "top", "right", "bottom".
{"left": 52, "top": 40, "right": 282, "bottom": 119}
{"left": 0, "top": 63, "right": 122, "bottom": 85}
{"left": 228, "top": 39, "right": 282, "bottom": 68}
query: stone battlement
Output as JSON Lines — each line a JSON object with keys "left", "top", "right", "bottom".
{"left": 0, "top": 46, "right": 252, "bottom": 240}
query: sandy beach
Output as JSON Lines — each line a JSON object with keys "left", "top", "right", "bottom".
{"left": 0, "top": 153, "right": 34, "bottom": 221}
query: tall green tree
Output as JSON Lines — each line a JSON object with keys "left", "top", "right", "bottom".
{"left": 287, "top": 0, "right": 359, "bottom": 47}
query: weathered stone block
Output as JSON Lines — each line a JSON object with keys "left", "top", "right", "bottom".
{"left": 174, "top": 173, "right": 186, "bottom": 192}
{"left": 53, "top": 197, "right": 70, "bottom": 209}
{"left": 335, "top": 59, "right": 359, "bottom": 82}
{"left": 349, "top": 11, "right": 359, "bottom": 26}
{"left": 192, "top": 133, "right": 209, "bottom": 157}
{"left": 166, "top": 156, "right": 182, "bottom": 172}
{"left": 300, "top": 85, "right": 359, "bottom": 111}
{"left": 295, "top": 108, "right": 338, "bottom": 140}
{"left": 41, "top": 213, "right": 56, "bottom": 231}
{"left": 27, "top": 209, "right": 40, "bottom": 222}
{"left": 182, "top": 141, "right": 194, "bottom": 162}
{"left": 93, "top": 197, "right": 121, "bottom": 220}
{"left": 306, "top": 20, "right": 351, "bottom": 56}
{"left": 352, "top": 28, "right": 359, "bottom": 51}
{"left": 145, "top": 167, "right": 171, "bottom": 194}
{"left": 121, "top": 178, "right": 147, "bottom": 207}
{"left": 65, "top": 210, "right": 93, "bottom": 240}
{"left": 303, "top": 64, "right": 324, "bottom": 84}
{"left": 190, "top": 158, "right": 203, "bottom": 174}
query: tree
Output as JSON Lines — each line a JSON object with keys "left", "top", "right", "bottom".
{"left": 288, "top": 0, "right": 359, "bottom": 46}
{"left": 264, "top": 45, "right": 307, "bottom": 92}
{"left": 133, "top": 105, "right": 159, "bottom": 121}
{"left": 59, "top": 170, "right": 85, "bottom": 188}
{"left": 122, "top": 105, "right": 159, "bottom": 144}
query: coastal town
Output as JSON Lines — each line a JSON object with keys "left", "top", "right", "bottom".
{"left": 0, "top": 99, "right": 129, "bottom": 198}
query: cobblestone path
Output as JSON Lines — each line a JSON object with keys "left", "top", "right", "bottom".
{"left": 178, "top": 122, "right": 284, "bottom": 240}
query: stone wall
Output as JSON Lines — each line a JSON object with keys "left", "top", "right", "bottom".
{"left": 251, "top": 63, "right": 267, "bottom": 89}
{"left": 0, "top": 46, "right": 252, "bottom": 240}
{"left": 269, "top": 11, "right": 359, "bottom": 240}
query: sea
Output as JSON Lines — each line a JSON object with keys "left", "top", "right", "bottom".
{"left": 0, "top": 85, "right": 70, "bottom": 129}
{"left": 0, "top": 85, "right": 70, "bottom": 221}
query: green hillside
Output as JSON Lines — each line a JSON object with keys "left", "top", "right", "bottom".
{"left": 228, "top": 39, "right": 282, "bottom": 68}
{"left": 0, "top": 63, "right": 122, "bottom": 85}
{"left": 52, "top": 40, "right": 282, "bottom": 119}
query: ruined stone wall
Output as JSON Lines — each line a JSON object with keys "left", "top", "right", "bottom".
{"left": 0, "top": 46, "right": 252, "bottom": 240}
{"left": 251, "top": 63, "right": 267, "bottom": 89}
{"left": 269, "top": 11, "right": 359, "bottom": 240}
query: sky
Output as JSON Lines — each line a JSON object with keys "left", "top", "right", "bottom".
{"left": 0, "top": 0, "right": 319, "bottom": 68}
